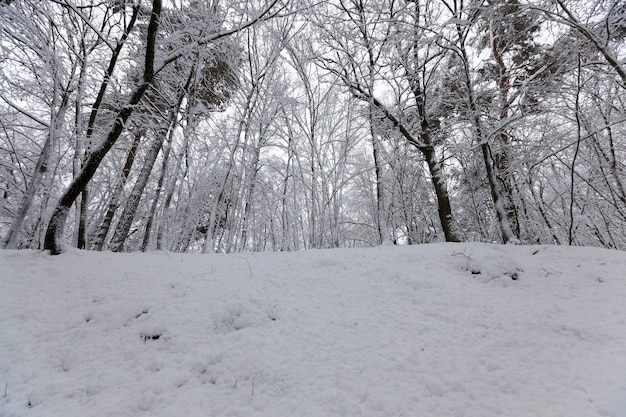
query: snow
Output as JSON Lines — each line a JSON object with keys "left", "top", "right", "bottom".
{"left": 1, "top": 243, "right": 626, "bottom": 417}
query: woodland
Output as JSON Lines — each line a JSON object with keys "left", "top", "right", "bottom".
{"left": 0, "top": 0, "right": 625, "bottom": 254}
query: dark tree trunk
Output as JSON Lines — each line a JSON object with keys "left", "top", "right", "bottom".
{"left": 108, "top": 124, "right": 170, "bottom": 252}
{"left": 348, "top": 90, "right": 462, "bottom": 243}
{"left": 109, "top": 70, "right": 190, "bottom": 253}
{"left": 43, "top": 0, "right": 161, "bottom": 254}
{"left": 422, "top": 145, "right": 461, "bottom": 243}
{"left": 91, "top": 130, "right": 143, "bottom": 251}
{"left": 77, "top": 188, "right": 88, "bottom": 249}
{"left": 75, "top": 5, "right": 140, "bottom": 250}
{"left": 455, "top": 23, "right": 518, "bottom": 244}
{"left": 141, "top": 127, "right": 175, "bottom": 251}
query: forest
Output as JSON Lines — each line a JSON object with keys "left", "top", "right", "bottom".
{"left": 1, "top": 0, "right": 625, "bottom": 254}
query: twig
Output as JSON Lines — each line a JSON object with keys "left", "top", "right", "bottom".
{"left": 451, "top": 248, "right": 471, "bottom": 260}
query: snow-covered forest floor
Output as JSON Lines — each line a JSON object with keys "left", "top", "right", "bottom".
{"left": 1, "top": 243, "right": 626, "bottom": 417}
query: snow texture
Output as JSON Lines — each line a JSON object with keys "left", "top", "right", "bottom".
{"left": 1, "top": 243, "right": 626, "bottom": 417}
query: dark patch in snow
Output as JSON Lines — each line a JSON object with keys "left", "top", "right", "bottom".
{"left": 504, "top": 269, "right": 523, "bottom": 281}
{"left": 141, "top": 333, "right": 161, "bottom": 342}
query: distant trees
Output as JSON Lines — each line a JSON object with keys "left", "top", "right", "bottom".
{"left": 1, "top": 0, "right": 624, "bottom": 252}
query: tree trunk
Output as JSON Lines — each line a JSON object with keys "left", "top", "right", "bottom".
{"left": 156, "top": 128, "right": 190, "bottom": 251}
{"left": 3, "top": 130, "right": 53, "bottom": 249}
{"left": 141, "top": 124, "right": 175, "bottom": 251}
{"left": 77, "top": 188, "right": 88, "bottom": 249}
{"left": 402, "top": 4, "right": 462, "bottom": 243}
{"left": 422, "top": 144, "right": 461, "bottom": 243}
{"left": 490, "top": 20, "right": 521, "bottom": 238}
{"left": 370, "top": 113, "right": 392, "bottom": 245}
{"left": 91, "top": 130, "right": 143, "bottom": 251}
{"left": 3, "top": 90, "right": 70, "bottom": 249}
{"left": 239, "top": 138, "right": 263, "bottom": 250}
{"left": 108, "top": 93, "right": 183, "bottom": 252}
{"left": 43, "top": 0, "right": 161, "bottom": 254}
{"left": 347, "top": 88, "right": 462, "bottom": 243}
{"left": 456, "top": 27, "right": 518, "bottom": 244}
{"left": 76, "top": 5, "right": 141, "bottom": 250}
{"left": 480, "top": 142, "right": 518, "bottom": 243}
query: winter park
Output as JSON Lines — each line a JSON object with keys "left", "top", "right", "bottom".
{"left": 1, "top": 0, "right": 626, "bottom": 416}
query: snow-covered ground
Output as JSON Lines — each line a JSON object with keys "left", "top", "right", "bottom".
{"left": 1, "top": 243, "right": 626, "bottom": 417}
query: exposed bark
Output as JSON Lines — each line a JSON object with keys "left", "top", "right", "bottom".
{"left": 279, "top": 110, "right": 296, "bottom": 251}
{"left": 43, "top": 0, "right": 162, "bottom": 254}
{"left": 91, "top": 130, "right": 143, "bottom": 251}
{"left": 75, "top": 5, "right": 141, "bottom": 249}
{"left": 569, "top": 53, "right": 583, "bottom": 245}
{"left": 3, "top": 90, "right": 70, "bottom": 249}
{"left": 141, "top": 124, "right": 176, "bottom": 251}
{"left": 77, "top": 188, "right": 88, "bottom": 249}
{"left": 41, "top": 0, "right": 281, "bottom": 254}
{"left": 239, "top": 135, "right": 264, "bottom": 250}
{"left": 370, "top": 121, "right": 391, "bottom": 245}
{"left": 341, "top": 76, "right": 462, "bottom": 242}
{"left": 421, "top": 146, "right": 461, "bottom": 243}
{"left": 455, "top": 23, "right": 519, "bottom": 244}
{"left": 156, "top": 111, "right": 193, "bottom": 251}
{"left": 403, "top": 7, "right": 462, "bottom": 243}
{"left": 490, "top": 18, "right": 521, "bottom": 238}
{"left": 3, "top": 130, "right": 52, "bottom": 249}
{"left": 109, "top": 85, "right": 185, "bottom": 252}
{"left": 480, "top": 141, "right": 519, "bottom": 243}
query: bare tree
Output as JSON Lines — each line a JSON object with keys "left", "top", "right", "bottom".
{"left": 312, "top": 0, "right": 463, "bottom": 242}
{"left": 41, "top": 0, "right": 282, "bottom": 254}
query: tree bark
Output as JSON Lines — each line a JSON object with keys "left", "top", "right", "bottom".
{"left": 345, "top": 85, "right": 462, "bottom": 242}
{"left": 239, "top": 136, "right": 263, "bottom": 250}
{"left": 3, "top": 128, "right": 53, "bottom": 249}
{"left": 91, "top": 130, "right": 143, "bottom": 251}
{"left": 141, "top": 125, "right": 176, "bottom": 251}
{"left": 3, "top": 87, "right": 71, "bottom": 249}
{"left": 43, "top": 0, "right": 161, "bottom": 254}
{"left": 490, "top": 20, "right": 521, "bottom": 238}
{"left": 455, "top": 23, "right": 519, "bottom": 244}
{"left": 76, "top": 5, "right": 141, "bottom": 250}
{"left": 156, "top": 113, "right": 192, "bottom": 251}
{"left": 109, "top": 88, "right": 184, "bottom": 252}
{"left": 404, "top": 14, "right": 462, "bottom": 243}
{"left": 370, "top": 115, "right": 392, "bottom": 245}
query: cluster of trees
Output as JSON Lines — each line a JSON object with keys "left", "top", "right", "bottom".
{"left": 1, "top": 0, "right": 624, "bottom": 254}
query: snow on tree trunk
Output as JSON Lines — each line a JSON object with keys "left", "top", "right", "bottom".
{"left": 43, "top": 0, "right": 161, "bottom": 254}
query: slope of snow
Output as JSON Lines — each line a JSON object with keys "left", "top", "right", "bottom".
{"left": 1, "top": 243, "right": 626, "bottom": 417}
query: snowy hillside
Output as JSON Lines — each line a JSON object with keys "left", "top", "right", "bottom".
{"left": 1, "top": 243, "right": 626, "bottom": 417}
